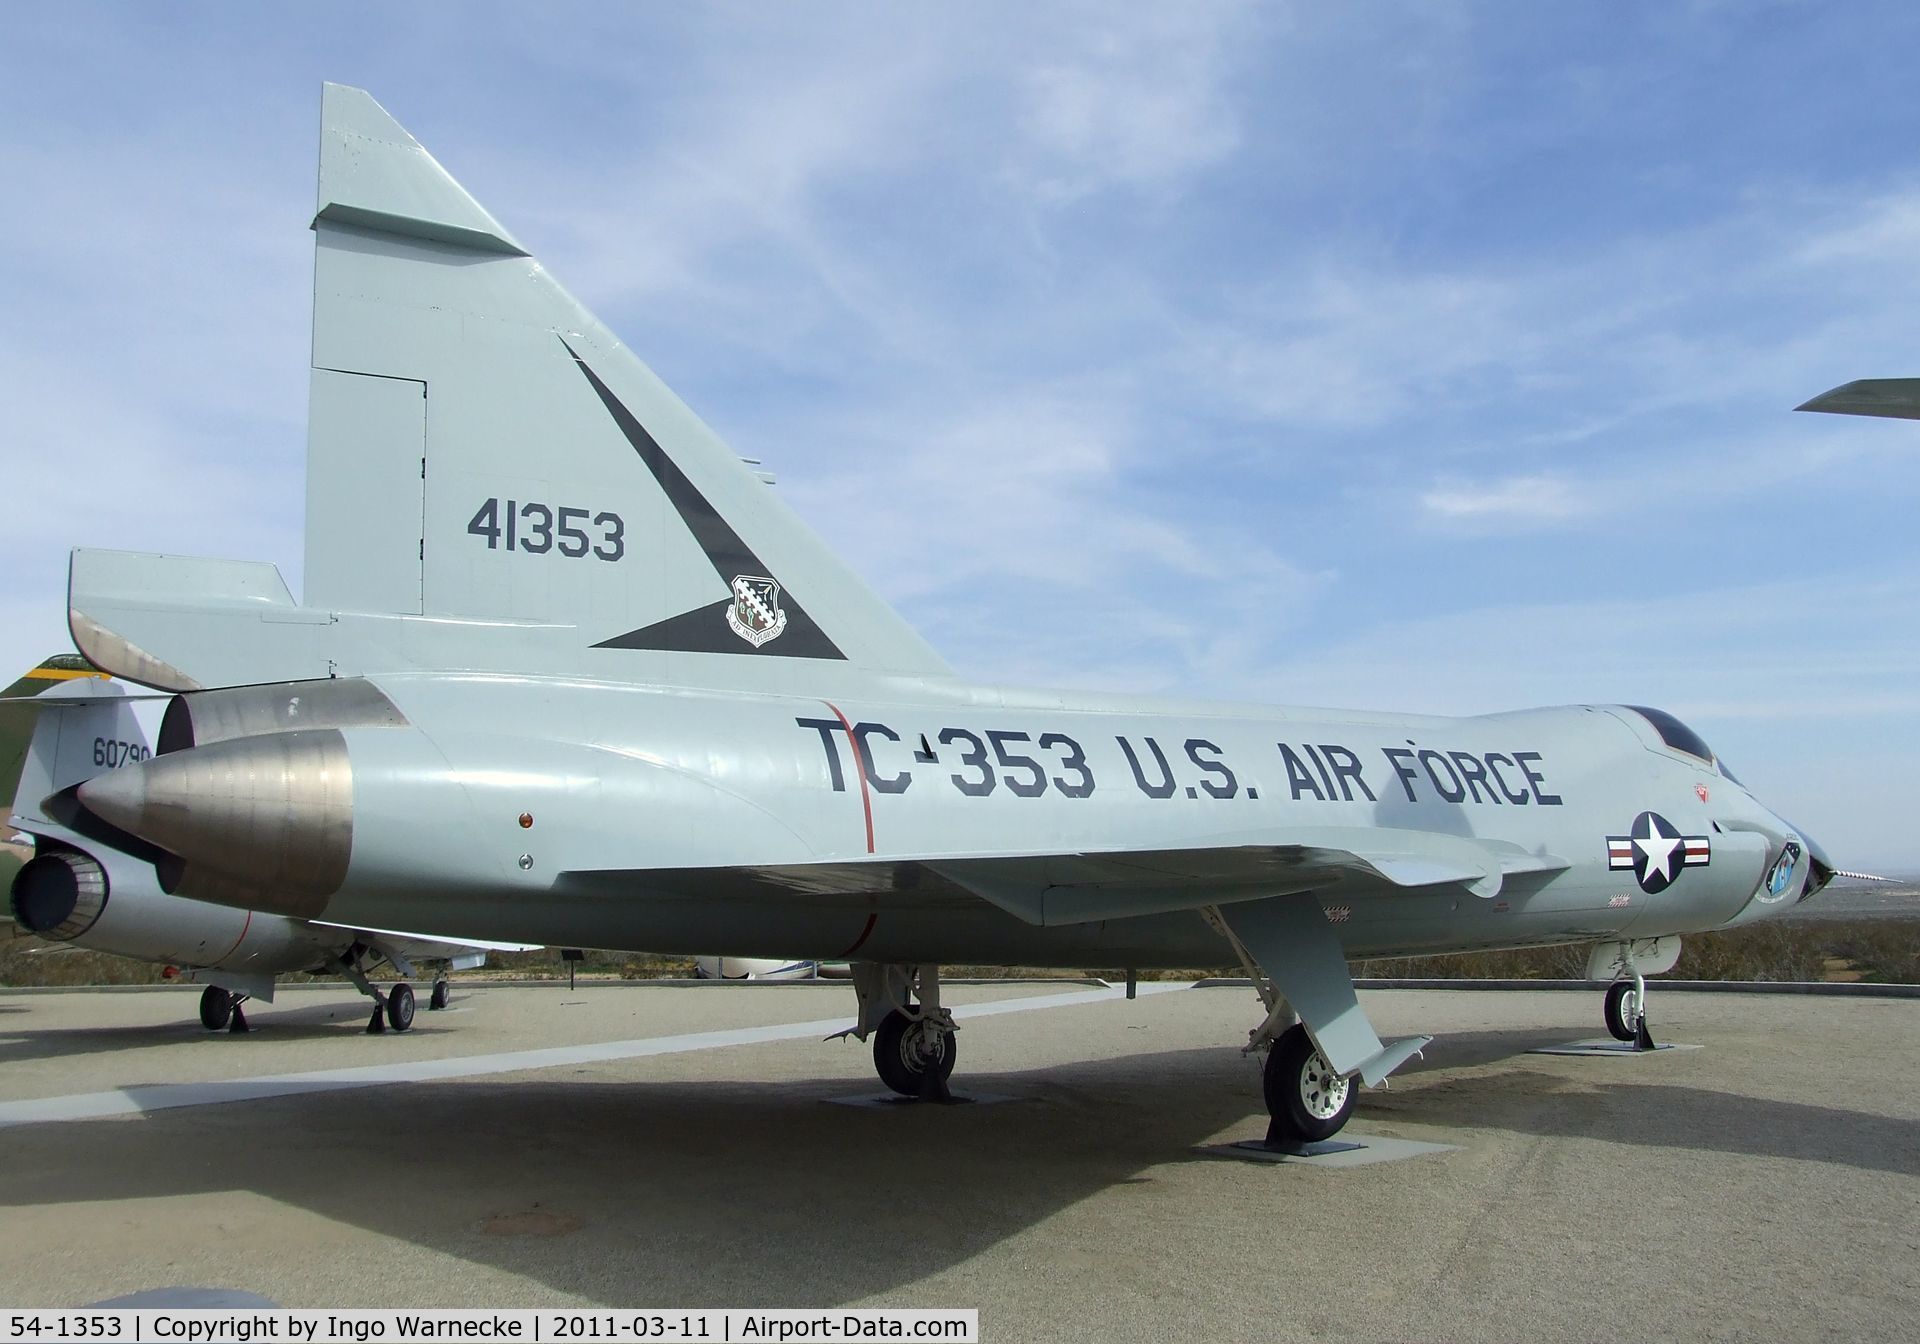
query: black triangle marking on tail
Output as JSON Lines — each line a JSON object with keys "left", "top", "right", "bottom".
{"left": 563, "top": 339, "right": 846, "bottom": 660}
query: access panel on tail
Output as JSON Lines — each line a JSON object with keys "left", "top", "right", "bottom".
{"left": 70, "top": 84, "right": 948, "bottom": 692}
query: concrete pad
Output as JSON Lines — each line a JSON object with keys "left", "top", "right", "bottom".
{"left": 1195, "top": 1134, "right": 1459, "bottom": 1167}
{"left": 825, "top": 1090, "right": 1024, "bottom": 1109}
{"left": 0, "top": 982, "right": 1914, "bottom": 1344}
{"left": 1530, "top": 1039, "right": 1704, "bottom": 1057}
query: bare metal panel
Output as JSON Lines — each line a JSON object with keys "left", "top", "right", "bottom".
{"left": 66, "top": 609, "right": 202, "bottom": 693}
{"left": 158, "top": 677, "right": 407, "bottom": 753}
{"left": 77, "top": 730, "right": 353, "bottom": 921}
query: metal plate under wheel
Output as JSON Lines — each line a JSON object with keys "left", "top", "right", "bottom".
{"left": 825, "top": 1090, "right": 1022, "bottom": 1109}
{"left": 1195, "top": 1135, "right": 1458, "bottom": 1167}
{"left": 1529, "top": 1040, "right": 1701, "bottom": 1057}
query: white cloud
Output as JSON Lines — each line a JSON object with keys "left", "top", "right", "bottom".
{"left": 782, "top": 387, "right": 1333, "bottom": 692}
{"left": 1421, "top": 473, "right": 1583, "bottom": 524}
{"left": 1792, "top": 189, "right": 1920, "bottom": 269}
{"left": 1017, "top": 7, "right": 1252, "bottom": 200}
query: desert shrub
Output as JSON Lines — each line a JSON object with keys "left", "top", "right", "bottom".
{"left": 4, "top": 922, "right": 1914, "bottom": 988}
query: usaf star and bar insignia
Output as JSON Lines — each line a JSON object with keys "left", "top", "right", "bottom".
{"left": 1607, "top": 810, "right": 1711, "bottom": 894}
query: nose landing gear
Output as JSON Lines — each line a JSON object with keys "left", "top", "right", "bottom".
{"left": 1603, "top": 975, "right": 1656, "bottom": 1050}
{"left": 1589, "top": 940, "right": 1678, "bottom": 1053}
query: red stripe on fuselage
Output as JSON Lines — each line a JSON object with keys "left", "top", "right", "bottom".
{"left": 821, "top": 700, "right": 876, "bottom": 854}
{"left": 837, "top": 912, "right": 879, "bottom": 958}
{"left": 211, "top": 909, "right": 254, "bottom": 966}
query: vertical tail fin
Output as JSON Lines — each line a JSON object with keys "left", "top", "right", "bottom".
{"left": 68, "top": 85, "right": 948, "bottom": 690}
{"left": 304, "top": 84, "right": 948, "bottom": 677}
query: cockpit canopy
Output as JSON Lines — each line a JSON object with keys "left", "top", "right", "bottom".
{"left": 1623, "top": 705, "right": 1740, "bottom": 781}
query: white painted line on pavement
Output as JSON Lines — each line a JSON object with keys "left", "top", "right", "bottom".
{"left": 0, "top": 981, "right": 1189, "bottom": 1128}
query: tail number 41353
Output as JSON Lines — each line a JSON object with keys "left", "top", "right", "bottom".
{"left": 468, "top": 498, "right": 625, "bottom": 561}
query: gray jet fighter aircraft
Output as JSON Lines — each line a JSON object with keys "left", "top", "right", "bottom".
{"left": 13, "top": 85, "right": 1838, "bottom": 1145}
{"left": 4, "top": 658, "right": 537, "bottom": 1032}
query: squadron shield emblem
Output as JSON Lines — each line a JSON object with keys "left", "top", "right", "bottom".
{"left": 726, "top": 575, "right": 788, "bottom": 648}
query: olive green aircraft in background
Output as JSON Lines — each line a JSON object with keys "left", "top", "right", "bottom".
{"left": 8, "top": 86, "right": 1861, "bottom": 1145}
{"left": 0, "top": 659, "right": 106, "bottom": 894}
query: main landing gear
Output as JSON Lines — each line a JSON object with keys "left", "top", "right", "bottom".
{"left": 198, "top": 985, "right": 250, "bottom": 1034}
{"left": 837, "top": 963, "right": 959, "bottom": 1101}
{"left": 1263, "top": 1023, "right": 1356, "bottom": 1143}
{"left": 873, "top": 1004, "right": 958, "bottom": 1097}
{"left": 1603, "top": 975, "right": 1656, "bottom": 1050}
{"left": 1199, "top": 900, "right": 1429, "bottom": 1150}
{"left": 339, "top": 946, "right": 418, "bottom": 1034}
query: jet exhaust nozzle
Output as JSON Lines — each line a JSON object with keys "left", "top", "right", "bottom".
{"left": 73, "top": 729, "right": 353, "bottom": 919}
{"left": 10, "top": 850, "right": 109, "bottom": 941}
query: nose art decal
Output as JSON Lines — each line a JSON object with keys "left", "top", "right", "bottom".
{"left": 1760, "top": 840, "right": 1803, "bottom": 902}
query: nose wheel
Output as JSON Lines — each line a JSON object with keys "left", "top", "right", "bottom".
{"left": 1603, "top": 977, "right": 1655, "bottom": 1050}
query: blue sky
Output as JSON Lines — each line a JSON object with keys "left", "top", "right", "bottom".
{"left": 4, "top": 4, "right": 1919, "bottom": 868}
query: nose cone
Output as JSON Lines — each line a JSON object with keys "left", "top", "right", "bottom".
{"left": 75, "top": 729, "right": 354, "bottom": 918}
{"left": 1798, "top": 830, "right": 1837, "bottom": 902}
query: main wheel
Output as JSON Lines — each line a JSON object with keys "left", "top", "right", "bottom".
{"left": 1603, "top": 981, "right": 1641, "bottom": 1042}
{"left": 1263, "top": 1023, "right": 1357, "bottom": 1144}
{"left": 429, "top": 980, "right": 450, "bottom": 1011}
{"left": 386, "top": 982, "right": 416, "bottom": 1032}
{"left": 872, "top": 1009, "right": 957, "bottom": 1096}
{"left": 198, "top": 986, "right": 234, "bottom": 1032}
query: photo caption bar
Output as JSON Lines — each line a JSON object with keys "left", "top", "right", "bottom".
{"left": 2, "top": 1311, "right": 979, "bottom": 1344}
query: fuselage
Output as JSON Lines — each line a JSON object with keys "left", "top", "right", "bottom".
{"left": 84, "top": 670, "right": 1814, "bottom": 970}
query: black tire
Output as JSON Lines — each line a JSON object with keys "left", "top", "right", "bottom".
{"left": 386, "top": 982, "right": 416, "bottom": 1032}
{"left": 1603, "top": 981, "right": 1640, "bottom": 1042}
{"left": 429, "top": 980, "right": 450, "bottom": 1011}
{"left": 198, "top": 986, "right": 234, "bottom": 1032}
{"left": 1263, "top": 1023, "right": 1357, "bottom": 1144}
{"left": 872, "top": 1009, "right": 957, "bottom": 1096}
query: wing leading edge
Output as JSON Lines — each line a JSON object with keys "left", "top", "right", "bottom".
{"left": 567, "top": 829, "right": 1569, "bottom": 928}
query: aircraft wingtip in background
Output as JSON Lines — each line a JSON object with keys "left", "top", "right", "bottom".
{"left": 1794, "top": 377, "right": 1920, "bottom": 420}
